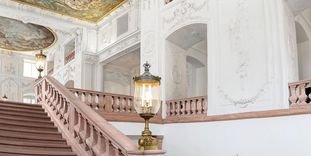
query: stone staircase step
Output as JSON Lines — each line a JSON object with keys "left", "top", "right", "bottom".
{"left": 0, "top": 144, "right": 76, "bottom": 156}
{"left": 0, "top": 109, "right": 50, "bottom": 119}
{"left": 0, "top": 122, "right": 59, "bottom": 134}
{"left": 0, "top": 137, "right": 71, "bottom": 148}
{"left": 0, "top": 102, "right": 43, "bottom": 111}
{"left": 0, "top": 106, "right": 47, "bottom": 115}
{"left": 0, "top": 129, "right": 63, "bottom": 140}
{"left": 0, "top": 117, "right": 55, "bottom": 128}
{"left": 0, "top": 102, "right": 77, "bottom": 156}
{"left": 0, "top": 115, "right": 53, "bottom": 125}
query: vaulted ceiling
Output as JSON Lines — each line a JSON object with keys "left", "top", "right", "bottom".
{"left": 11, "top": 0, "right": 128, "bottom": 23}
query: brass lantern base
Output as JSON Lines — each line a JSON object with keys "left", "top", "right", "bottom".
{"left": 37, "top": 68, "right": 43, "bottom": 79}
{"left": 138, "top": 113, "right": 159, "bottom": 151}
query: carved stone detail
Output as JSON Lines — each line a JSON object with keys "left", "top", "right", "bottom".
{"left": 162, "top": 0, "right": 208, "bottom": 34}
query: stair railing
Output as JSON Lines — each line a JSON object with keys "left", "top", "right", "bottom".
{"left": 68, "top": 88, "right": 162, "bottom": 123}
{"left": 289, "top": 79, "right": 311, "bottom": 106}
{"left": 34, "top": 76, "right": 164, "bottom": 156}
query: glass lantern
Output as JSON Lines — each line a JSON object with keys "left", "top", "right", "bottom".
{"left": 133, "top": 62, "right": 161, "bottom": 151}
{"left": 35, "top": 50, "right": 47, "bottom": 79}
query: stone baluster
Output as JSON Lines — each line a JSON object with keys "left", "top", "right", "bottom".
{"left": 98, "top": 94, "right": 104, "bottom": 110}
{"left": 166, "top": 101, "right": 170, "bottom": 117}
{"left": 299, "top": 83, "right": 308, "bottom": 105}
{"left": 186, "top": 100, "right": 191, "bottom": 115}
{"left": 196, "top": 99, "right": 202, "bottom": 114}
{"left": 202, "top": 98, "right": 207, "bottom": 114}
{"left": 93, "top": 131, "right": 105, "bottom": 155}
{"left": 105, "top": 95, "right": 113, "bottom": 112}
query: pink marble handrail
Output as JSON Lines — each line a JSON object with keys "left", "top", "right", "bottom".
{"left": 65, "top": 51, "right": 75, "bottom": 65}
{"left": 289, "top": 79, "right": 311, "bottom": 106}
{"left": 166, "top": 96, "right": 207, "bottom": 117}
{"left": 68, "top": 88, "right": 162, "bottom": 123}
{"left": 34, "top": 76, "right": 164, "bottom": 156}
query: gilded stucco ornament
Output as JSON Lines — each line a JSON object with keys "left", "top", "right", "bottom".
{"left": 12, "top": 0, "right": 128, "bottom": 23}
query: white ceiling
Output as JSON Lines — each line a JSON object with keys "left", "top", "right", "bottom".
{"left": 167, "top": 24, "right": 207, "bottom": 50}
{"left": 105, "top": 49, "right": 140, "bottom": 71}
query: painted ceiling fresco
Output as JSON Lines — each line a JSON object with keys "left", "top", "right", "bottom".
{"left": 0, "top": 16, "right": 56, "bottom": 52}
{"left": 12, "top": 0, "right": 128, "bottom": 22}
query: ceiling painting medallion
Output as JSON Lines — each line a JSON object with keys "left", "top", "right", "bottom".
{"left": 12, "top": 0, "right": 128, "bottom": 22}
{"left": 0, "top": 16, "right": 56, "bottom": 52}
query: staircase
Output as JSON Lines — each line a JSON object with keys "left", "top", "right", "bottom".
{"left": 0, "top": 101, "right": 77, "bottom": 156}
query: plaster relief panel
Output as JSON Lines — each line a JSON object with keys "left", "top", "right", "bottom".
{"left": 1, "top": 78, "right": 18, "bottom": 101}
{"left": 162, "top": 0, "right": 208, "bottom": 36}
{"left": 209, "top": 0, "right": 282, "bottom": 114}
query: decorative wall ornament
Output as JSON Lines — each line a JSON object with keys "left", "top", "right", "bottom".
{"left": 141, "top": 31, "right": 155, "bottom": 56}
{"left": 84, "top": 54, "right": 99, "bottom": 64}
{"left": 2, "top": 61, "right": 16, "bottom": 75}
{"left": 98, "top": 30, "right": 140, "bottom": 62}
{"left": 1, "top": 78, "right": 18, "bottom": 101}
{"left": 162, "top": 0, "right": 208, "bottom": 34}
{"left": 172, "top": 65, "right": 182, "bottom": 84}
{"left": 12, "top": 0, "right": 128, "bottom": 23}
{"left": 53, "top": 60, "right": 76, "bottom": 85}
{"left": 217, "top": 82, "right": 270, "bottom": 108}
{"left": 142, "top": 0, "right": 151, "bottom": 10}
{"left": 0, "top": 16, "right": 56, "bottom": 51}
{"left": 227, "top": 0, "right": 251, "bottom": 83}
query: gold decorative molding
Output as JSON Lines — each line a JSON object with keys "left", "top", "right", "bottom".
{"left": 12, "top": 0, "right": 128, "bottom": 23}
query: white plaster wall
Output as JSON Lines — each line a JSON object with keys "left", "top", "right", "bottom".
{"left": 0, "top": 51, "right": 36, "bottom": 102}
{"left": 165, "top": 41, "right": 187, "bottom": 100}
{"left": 163, "top": 115, "right": 311, "bottom": 156}
{"left": 297, "top": 41, "right": 311, "bottom": 80}
{"left": 208, "top": 0, "right": 293, "bottom": 115}
{"left": 112, "top": 115, "right": 311, "bottom": 156}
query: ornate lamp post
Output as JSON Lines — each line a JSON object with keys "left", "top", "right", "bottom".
{"left": 35, "top": 50, "right": 47, "bottom": 79}
{"left": 133, "top": 62, "right": 161, "bottom": 151}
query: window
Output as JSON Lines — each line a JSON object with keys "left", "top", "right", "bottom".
{"left": 23, "top": 94, "right": 36, "bottom": 104}
{"left": 23, "top": 59, "right": 38, "bottom": 78}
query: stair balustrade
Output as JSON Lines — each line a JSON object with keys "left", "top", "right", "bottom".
{"left": 68, "top": 88, "right": 162, "bottom": 123}
{"left": 289, "top": 79, "right": 311, "bottom": 106}
{"left": 34, "top": 76, "right": 164, "bottom": 156}
{"left": 165, "top": 96, "right": 207, "bottom": 123}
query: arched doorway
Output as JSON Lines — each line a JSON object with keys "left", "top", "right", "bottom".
{"left": 165, "top": 23, "right": 207, "bottom": 99}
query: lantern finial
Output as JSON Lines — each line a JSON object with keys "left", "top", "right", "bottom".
{"left": 143, "top": 62, "right": 151, "bottom": 72}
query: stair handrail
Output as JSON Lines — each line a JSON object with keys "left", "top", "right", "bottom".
{"left": 34, "top": 76, "right": 164, "bottom": 156}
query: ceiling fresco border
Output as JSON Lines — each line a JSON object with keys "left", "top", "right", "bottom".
{"left": 11, "top": 0, "right": 129, "bottom": 23}
{"left": 0, "top": 16, "right": 57, "bottom": 52}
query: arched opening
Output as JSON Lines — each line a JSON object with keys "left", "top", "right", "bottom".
{"left": 296, "top": 21, "right": 311, "bottom": 80}
{"left": 102, "top": 49, "right": 140, "bottom": 96}
{"left": 165, "top": 23, "right": 207, "bottom": 99}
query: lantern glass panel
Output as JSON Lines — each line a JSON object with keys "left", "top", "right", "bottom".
{"left": 134, "top": 80, "right": 161, "bottom": 114}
